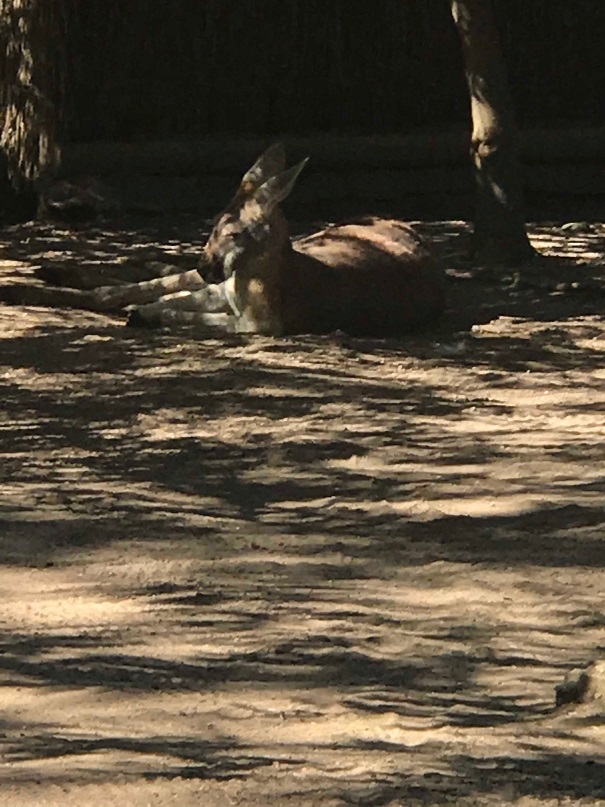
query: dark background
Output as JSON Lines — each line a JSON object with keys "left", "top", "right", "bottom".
{"left": 3, "top": 1, "right": 604, "bottom": 223}
{"left": 63, "top": 0, "right": 603, "bottom": 142}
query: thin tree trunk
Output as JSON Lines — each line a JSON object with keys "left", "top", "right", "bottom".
{"left": 450, "top": 0, "right": 534, "bottom": 264}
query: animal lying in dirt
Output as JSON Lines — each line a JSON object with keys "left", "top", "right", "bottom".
{"left": 17, "top": 144, "right": 447, "bottom": 337}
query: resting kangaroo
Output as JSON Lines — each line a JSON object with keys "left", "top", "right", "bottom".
{"left": 125, "top": 143, "right": 447, "bottom": 336}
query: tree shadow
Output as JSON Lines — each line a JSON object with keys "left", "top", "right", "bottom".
{"left": 0, "top": 619, "right": 600, "bottom": 795}
{"left": 0, "top": 314, "right": 603, "bottom": 570}
{"left": 330, "top": 751, "right": 605, "bottom": 805}
{"left": 4, "top": 731, "right": 288, "bottom": 783}
{"left": 1, "top": 216, "right": 605, "bottom": 799}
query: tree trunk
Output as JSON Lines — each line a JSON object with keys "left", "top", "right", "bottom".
{"left": 450, "top": 0, "right": 534, "bottom": 264}
{"left": 0, "top": 0, "right": 63, "bottom": 189}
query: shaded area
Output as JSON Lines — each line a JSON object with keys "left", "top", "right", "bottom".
{"left": 0, "top": 318, "right": 604, "bottom": 568}
{"left": 62, "top": 2, "right": 605, "bottom": 140}
{"left": 331, "top": 753, "right": 605, "bottom": 805}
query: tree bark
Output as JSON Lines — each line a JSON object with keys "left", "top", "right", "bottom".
{"left": 450, "top": 0, "right": 534, "bottom": 264}
{"left": 0, "top": 0, "right": 65, "bottom": 188}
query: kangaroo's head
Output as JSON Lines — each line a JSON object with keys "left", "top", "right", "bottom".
{"left": 202, "top": 146, "right": 308, "bottom": 334}
{"left": 199, "top": 142, "right": 286, "bottom": 283}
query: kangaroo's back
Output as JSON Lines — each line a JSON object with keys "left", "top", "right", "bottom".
{"left": 281, "top": 218, "right": 445, "bottom": 336}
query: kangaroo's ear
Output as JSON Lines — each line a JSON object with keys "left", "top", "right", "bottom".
{"left": 240, "top": 142, "right": 287, "bottom": 195}
{"left": 253, "top": 158, "right": 309, "bottom": 214}
{"left": 212, "top": 143, "right": 287, "bottom": 223}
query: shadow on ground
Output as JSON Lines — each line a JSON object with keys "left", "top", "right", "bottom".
{"left": 1, "top": 217, "right": 604, "bottom": 804}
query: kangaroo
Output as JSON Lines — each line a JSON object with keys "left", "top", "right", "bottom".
{"left": 128, "top": 144, "right": 446, "bottom": 336}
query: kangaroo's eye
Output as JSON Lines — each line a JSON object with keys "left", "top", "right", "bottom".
{"left": 249, "top": 221, "right": 270, "bottom": 242}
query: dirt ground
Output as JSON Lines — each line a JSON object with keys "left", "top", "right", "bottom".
{"left": 0, "top": 216, "right": 605, "bottom": 806}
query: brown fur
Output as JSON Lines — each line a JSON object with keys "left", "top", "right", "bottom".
{"left": 287, "top": 218, "right": 445, "bottom": 336}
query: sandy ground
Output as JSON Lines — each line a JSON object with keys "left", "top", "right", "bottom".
{"left": 0, "top": 217, "right": 604, "bottom": 806}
